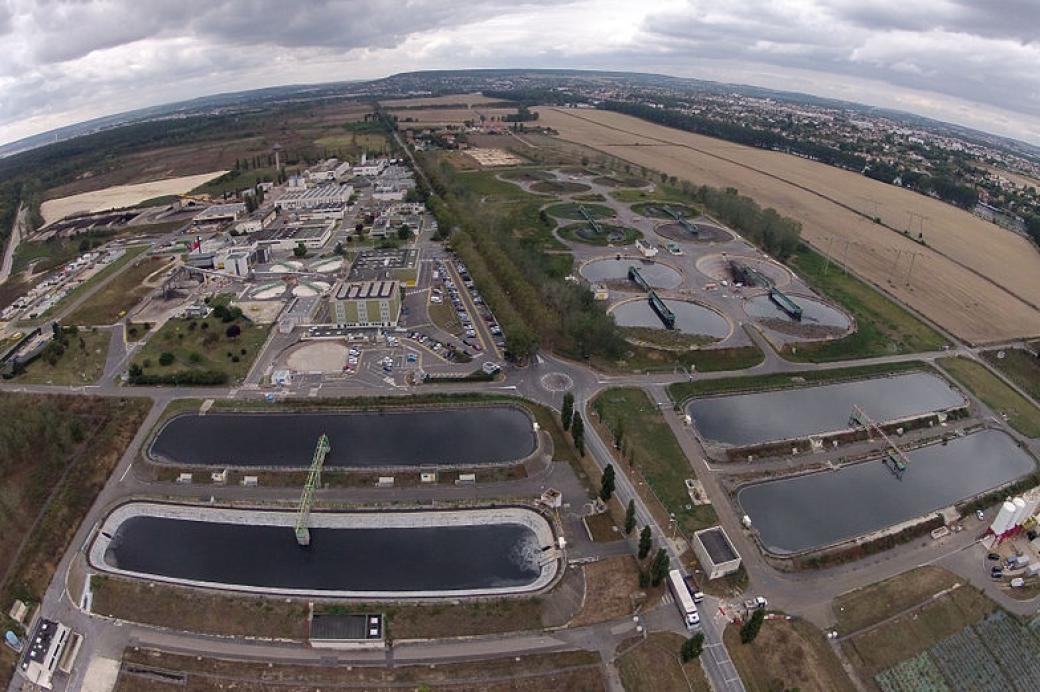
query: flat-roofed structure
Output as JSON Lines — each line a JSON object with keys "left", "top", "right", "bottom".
{"left": 278, "top": 184, "right": 352, "bottom": 210}
{"left": 192, "top": 203, "right": 247, "bottom": 227}
{"left": 330, "top": 280, "right": 402, "bottom": 327}
{"left": 255, "top": 221, "right": 334, "bottom": 251}
{"left": 18, "top": 618, "right": 71, "bottom": 689}
{"left": 309, "top": 613, "right": 384, "bottom": 649}
{"left": 348, "top": 248, "right": 420, "bottom": 286}
{"left": 692, "top": 525, "right": 741, "bottom": 579}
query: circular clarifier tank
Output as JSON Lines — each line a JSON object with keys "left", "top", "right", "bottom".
{"left": 580, "top": 257, "right": 682, "bottom": 289}
{"left": 744, "top": 294, "right": 850, "bottom": 329}
{"left": 611, "top": 299, "right": 730, "bottom": 338}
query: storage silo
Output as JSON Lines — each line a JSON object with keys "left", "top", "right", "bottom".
{"left": 1011, "top": 497, "right": 1028, "bottom": 528}
{"left": 1021, "top": 488, "right": 1040, "bottom": 523}
{"left": 990, "top": 500, "right": 1018, "bottom": 536}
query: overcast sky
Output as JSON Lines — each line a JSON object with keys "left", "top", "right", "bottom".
{"left": 1, "top": 0, "right": 1038, "bottom": 147}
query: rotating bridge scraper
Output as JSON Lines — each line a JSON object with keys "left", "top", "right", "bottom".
{"left": 295, "top": 433, "right": 332, "bottom": 546}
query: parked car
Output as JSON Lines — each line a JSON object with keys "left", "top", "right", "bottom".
{"left": 976, "top": 509, "right": 985, "bottom": 521}
{"left": 988, "top": 552, "right": 1001, "bottom": 561}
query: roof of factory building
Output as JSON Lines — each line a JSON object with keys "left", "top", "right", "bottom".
{"left": 335, "top": 280, "right": 399, "bottom": 300}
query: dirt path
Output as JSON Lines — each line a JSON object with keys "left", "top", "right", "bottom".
{"left": 0, "top": 203, "right": 26, "bottom": 285}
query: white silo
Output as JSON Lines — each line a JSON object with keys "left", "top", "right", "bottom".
{"left": 1021, "top": 488, "right": 1040, "bottom": 523}
{"left": 1011, "top": 497, "right": 1029, "bottom": 528}
{"left": 990, "top": 500, "right": 1017, "bottom": 536}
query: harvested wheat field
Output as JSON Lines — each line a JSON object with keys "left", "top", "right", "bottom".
{"left": 389, "top": 108, "right": 480, "bottom": 126}
{"left": 538, "top": 107, "right": 1040, "bottom": 344}
{"left": 41, "top": 172, "right": 226, "bottom": 225}
{"left": 379, "top": 93, "right": 507, "bottom": 108}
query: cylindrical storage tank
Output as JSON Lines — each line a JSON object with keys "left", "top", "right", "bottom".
{"left": 1011, "top": 497, "right": 1028, "bottom": 527}
{"left": 1021, "top": 489, "right": 1040, "bottom": 523}
{"left": 991, "top": 500, "right": 1017, "bottom": 535}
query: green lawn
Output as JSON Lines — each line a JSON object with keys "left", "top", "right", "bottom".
{"left": 41, "top": 244, "right": 150, "bottom": 319}
{"left": 428, "top": 297, "right": 463, "bottom": 336}
{"left": 631, "top": 201, "right": 699, "bottom": 219}
{"left": 667, "top": 360, "right": 927, "bottom": 404}
{"left": 543, "top": 202, "right": 616, "bottom": 220}
{"left": 591, "top": 387, "right": 717, "bottom": 535}
{"left": 131, "top": 315, "right": 270, "bottom": 385}
{"left": 981, "top": 348, "right": 1040, "bottom": 402}
{"left": 457, "top": 170, "right": 533, "bottom": 198}
{"left": 610, "top": 187, "right": 690, "bottom": 204}
{"left": 15, "top": 328, "right": 110, "bottom": 385}
{"left": 781, "top": 245, "right": 948, "bottom": 361}
{"left": 66, "top": 254, "right": 174, "bottom": 325}
{"left": 938, "top": 356, "right": 1040, "bottom": 437}
{"left": 592, "top": 343, "right": 764, "bottom": 374}
{"left": 191, "top": 167, "right": 277, "bottom": 196}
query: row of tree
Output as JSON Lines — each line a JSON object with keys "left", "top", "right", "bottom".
{"left": 414, "top": 153, "right": 625, "bottom": 361}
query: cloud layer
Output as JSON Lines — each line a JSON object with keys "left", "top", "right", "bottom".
{"left": 1, "top": 0, "right": 1038, "bottom": 146}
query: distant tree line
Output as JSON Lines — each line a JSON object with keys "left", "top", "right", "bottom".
{"left": 602, "top": 100, "right": 866, "bottom": 171}
{"left": 602, "top": 100, "right": 982, "bottom": 212}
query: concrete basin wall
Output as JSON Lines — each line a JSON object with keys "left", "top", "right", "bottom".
{"left": 90, "top": 502, "right": 559, "bottom": 599}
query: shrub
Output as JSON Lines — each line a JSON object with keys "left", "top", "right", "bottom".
{"left": 681, "top": 633, "right": 704, "bottom": 661}
{"left": 226, "top": 324, "right": 241, "bottom": 338}
{"left": 158, "top": 352, "right": 174, "bottom": 366}
{"left": 740, "top": 609, "right": 765, "bottom": 644}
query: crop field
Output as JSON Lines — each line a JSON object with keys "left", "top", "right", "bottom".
{"left": 379, "top": 93, "right": 507, "bottom": 108}
{"left": 875, "top": 611, "right": 1040, "bottom": 692}
{"left": 41, "top": 172, "right": 226, "bottom": 224}
{"left": 41, "top": 100, "right": 373, "bottom": 201}
{"left": 389, "top": 108, "right": 480, "bottom": 125}
{"left": 536, "top": 107, "right": 1040, "bottom": 344}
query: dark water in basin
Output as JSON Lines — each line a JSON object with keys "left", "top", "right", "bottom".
{"left": 580, "top": 258, "right": 682, "bottom": 289}
{"left": 105, "top": 516, "right": 543, "bottom": 591}
{"left": 744, "top": 294, "right": 850, "bottom": 328}
{"left": 738, "top": 430, "right": 1035, "bottom": 554}
{"left": 687, "top": 372, "right": 963, "bottom": 446}
{"left": 151, "top": 407, "right": 535, "bottom": 468}
{"left": 613, "top": 299, "right": 730, "bottom": 337}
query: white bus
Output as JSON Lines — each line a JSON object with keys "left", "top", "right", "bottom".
{"left": 668, "top": 569, "right": 700, "bottom": 630}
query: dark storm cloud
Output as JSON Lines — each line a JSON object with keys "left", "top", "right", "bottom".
{"left": 1, "top": 0, "right": 1038, "bottom": 145}
{"left": 641, "top": 1, "right": 1040, "bottom": 118}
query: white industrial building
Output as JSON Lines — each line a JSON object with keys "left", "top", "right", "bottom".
{"left": 192, "top": 203, "right": 247, "bottom": 227}
{"left": 18, "top": 618, "right": 76, "bottom": 689}
{"left": 353, "top": 153, "right": 388, "bottom": 177}
{"left": 278, "top": 184, "right": 353, "bottom": 210}
{"left": 235, "top": 208, "right": 278, "bottom": 233}
{"left": 305, "top": 158, "right": 353, "bottom": 184}
{"left": 692, "top": 526, "right": 742, "bottom": 579}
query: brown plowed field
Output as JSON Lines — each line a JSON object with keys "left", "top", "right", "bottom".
{"left": 379, "top": 92, "right": 506, "bottom": 108}
{"left": 538, "top": 107, "right": 1040, "bottom": 344}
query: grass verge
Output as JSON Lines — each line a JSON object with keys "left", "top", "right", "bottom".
{"left": 14, "top": 327, "right": 109, "bottom": 385}
{"left": 840, "top": 580, "right": 996, "bottom": 676}
{"left": 591, "top": 388, "right": 717, "bottom": 535}
{"left": 617, "top": 632, "right": 711, "bottom": 692}
{"left": 937, "top": 356, "right": 1040, "bottom": 437}
{"left": 667, "top": 360, "right": 926, "bottom": 404}
{"left": 117, "top": 648, "right": 605, "bottom": 691}
{"left": 724, "top": 617, "right": 855, "bottom": 692}
{"left": 832, "top": 566, "right": 961, "bottom": 635}
{"left": 131, "top": 315, "right": 270, "bottom": 385}
{"left": 590, "top": 343, "right": 763, "bottom": 374}
{"left": 781, "top": 245, "right": 948, "bottom": 361}
{"left": 66, "top": 254, "right": 174, "bottom": 324}
{"left": 40, "top": 244, "right": 150, "bottom": 320}
{"left": 981, "top": 348, "right": 1040, "bottom": 402}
